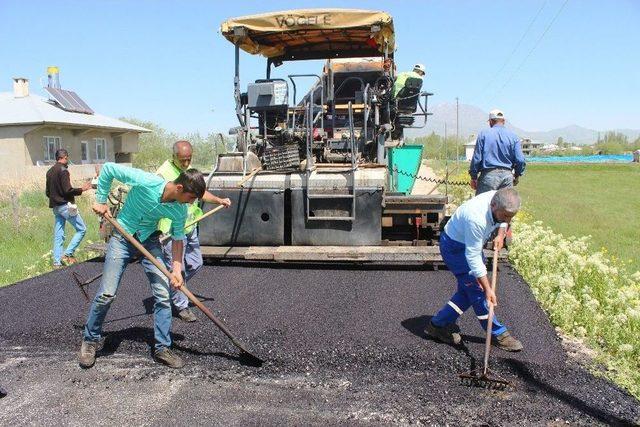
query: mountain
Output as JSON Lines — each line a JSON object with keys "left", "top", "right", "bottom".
{"left": 405, "top": 102, "right": 640, "bottom": 145}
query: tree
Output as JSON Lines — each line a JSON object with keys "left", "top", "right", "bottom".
{"left": 120, "top": 117, "right": 228, "bottom": 171}
{"left": 594, "top": 131, "right": 628, "bottom": 154}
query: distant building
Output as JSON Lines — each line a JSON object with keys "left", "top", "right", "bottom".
{"left": 464, "top": 134, "right": 476, "bottom": 161}
{"left": 520, "top": 138, "right": 544, "bottom": 155}
{"left": 464, "top": 135, "right": 543, "bottom": 160}
{"left": 0, "top": 71, "right": 149, "bottom": 183}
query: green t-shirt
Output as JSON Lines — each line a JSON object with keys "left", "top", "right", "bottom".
{"left": 156, "top": 159, "right": 203, "bottom": 235}
{"left": 95, "top": 163, "right": 187, "bottom": 241}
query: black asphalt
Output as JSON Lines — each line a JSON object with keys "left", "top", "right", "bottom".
{"left": 0, "top": 260, "right": 638, "bottom": 425}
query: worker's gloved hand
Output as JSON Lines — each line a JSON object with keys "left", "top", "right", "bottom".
{"left": 220, "top": 198, "right": 232, "bottom": 208}
{"left": 92, "top": 203, "right": 110, "bottom": 217}
{"left": 470, "top": 179, "right": 477, "bottom": 190}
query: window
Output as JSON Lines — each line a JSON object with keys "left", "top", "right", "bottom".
{"left": 94, "top": 138, "right": 106, "bottom": 162}
{"left": 81, "top": 141, "right": 89, "bottom": 163}
{"left": 43, "top": 136, "right": 61, "bottom": 161}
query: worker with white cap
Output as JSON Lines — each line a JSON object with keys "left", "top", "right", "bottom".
{"left": 392, "top": 63, "right": 426, "bottom": 98}
{"left": 469, "top": 109, "right": 526, "bottom": 195}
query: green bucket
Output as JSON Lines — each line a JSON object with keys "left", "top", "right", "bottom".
{"left": 388, "top": 145, "right": 424, "bottom": 194}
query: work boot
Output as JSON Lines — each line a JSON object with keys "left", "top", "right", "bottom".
{"left": 62, "top": 255, "right": 78, "bottom": 265}
{"left": 154, "top": 348, "right": 185, "bottom": 369}
{"left": 78, "top": 341, "right": 98, "bottom": 368}
{"left": 175, "top": 307, "right": 197, "bottom": 323}
{"left": 425, "top": 321, "right": 462, "bottom": 345}
{"left": 494, "top": 331, "right": 523, "bottom": 352}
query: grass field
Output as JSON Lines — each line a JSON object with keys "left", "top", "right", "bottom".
{"left": 517, "top": 163, "right": 640, "bottom": 273}
{"left": 0, "top": 189, "right": 101, "bottom": 287}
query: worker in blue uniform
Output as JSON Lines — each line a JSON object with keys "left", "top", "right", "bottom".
{"left": 426, "top": 188, "right": 524, "bottom": 352}
{"left": 469, "top": 109, "right": 526, "bottom": 195}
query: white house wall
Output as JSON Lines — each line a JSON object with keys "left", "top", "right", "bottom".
{"left": 24, "top": 127, "right": 116, "bottom": 165}
{"left": 0, "top": 125, "right": 29, "bottom": 179}
{"left": 0, "top": 125, "right": 139, "bottom": 184}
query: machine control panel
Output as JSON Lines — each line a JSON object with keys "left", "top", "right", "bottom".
{"left": 247, "top": 81, "right": 288, "bottom": 110}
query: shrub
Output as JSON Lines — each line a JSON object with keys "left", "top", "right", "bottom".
{"left": 510, "top": 217, "right": 640, "bottom": 398}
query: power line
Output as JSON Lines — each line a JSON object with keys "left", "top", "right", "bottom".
{"left": 480, "top": 0, "right": 548, "bottom": 96}
{"left": 490, "top": 0, "right": 570, "bottom": 104}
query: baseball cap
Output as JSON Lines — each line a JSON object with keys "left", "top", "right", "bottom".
{"left": 489, "top": 109, "right": 506, "bottom": 120}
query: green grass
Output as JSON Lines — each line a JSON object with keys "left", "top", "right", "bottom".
{"left": 0, "top": 189, "right": 101, "bottom": 287}
{"left": 517, "top": 163, "right": 640, "bottom": 273}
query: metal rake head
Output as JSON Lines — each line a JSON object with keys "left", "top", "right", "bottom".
{"left": 71, "top": 272, "right": 91, "bottom": 302}
{"left": 459, "top": 370, "right": 511, "bottom": 390}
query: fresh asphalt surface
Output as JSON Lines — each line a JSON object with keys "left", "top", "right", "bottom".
{"left": 0, "top": 259, "right": 638, "bottom": 425}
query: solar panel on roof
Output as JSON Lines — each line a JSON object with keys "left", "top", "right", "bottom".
{"left": 67, "top": 91, "right": 93, "bottom": 113}
{"left": 45, "top": 87, "right": 94, "bottom": 114}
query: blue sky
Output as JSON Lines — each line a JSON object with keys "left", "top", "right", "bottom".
{"left": 1, "top": 0, "right": 638, "bottom": 134}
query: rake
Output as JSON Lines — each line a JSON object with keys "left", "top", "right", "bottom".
{"left": 459, "top": 247, "right": 511, "bottom": 390}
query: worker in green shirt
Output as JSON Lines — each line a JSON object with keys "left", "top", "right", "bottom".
{"left": 79, "top": 163, "right": 206, "bottom": 369}
{"left": 157, "top": 140, "right": 231, "bottom": 322}
{"left": 392, "top": 63, "right": 426, "bottom": 98}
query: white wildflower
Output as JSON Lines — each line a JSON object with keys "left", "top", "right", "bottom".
{"left": 618, "top": 344, "right": 633, "bottom": 354}
{"left": 614, "top": 313, "right": 628, "bottom": 325}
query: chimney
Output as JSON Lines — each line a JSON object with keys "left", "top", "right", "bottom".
{"left": 47, "top": 66, "right": 61, "bottom": 89}
{"left": 13, "top": 77, "right": 29, "bottom": 97}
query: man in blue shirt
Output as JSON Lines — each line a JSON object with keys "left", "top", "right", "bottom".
{"left": 426, "top": 188, "right": 523, "bottom": 352}
{"left": 469, "top": 109, "right": 526, "bottom": 195}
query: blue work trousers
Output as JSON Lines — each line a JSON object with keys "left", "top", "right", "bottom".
{"left": 432, "top": 232, "right": 507, "bottom": 336}
{"left": 52, "top": 204, "right": 87, "bottom": 265}
{"left": 161, "top": 228, "right": 204, "bottom": 310}
{"left": 83, "top": 231, "right": 173, "bottom": 351}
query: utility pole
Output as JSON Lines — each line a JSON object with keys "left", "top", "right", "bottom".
{"left": 444, "top": 122, "right": 449, "bottom": 197}
{"left": 456, "top": 97, "right": 460, "bottom": 168}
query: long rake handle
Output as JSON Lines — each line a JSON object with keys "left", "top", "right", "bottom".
{"left": 159, "top": 204, "right": 225, "bottom": 244}
{"left": 483, "top": 247, "right": 499, "bottom": 375}
{"left": 184, "top": 204, "right": 225, "bottom": 229}
{"left": 237, "top": 167, "right": 261, "bottom": 188}
{"left": 103, "top": 215, "right": 251, "bottom": 355}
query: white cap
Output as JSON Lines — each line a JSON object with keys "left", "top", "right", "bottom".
{"left": 489, "top": 109, "right": 506, "bottom": 120}
{"left": 413, "top": 63, "right": 426, "bottom": 74}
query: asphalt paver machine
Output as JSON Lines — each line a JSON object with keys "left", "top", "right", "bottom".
{"left": 200, "top": 9, "right": 448, "bottom": 262}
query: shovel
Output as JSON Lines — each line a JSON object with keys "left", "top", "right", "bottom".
{"left": 459, "top": 247, "right": 510, "bottom": 389}
{"left": 102, "top": 214, "right": 263, "bottom": 366}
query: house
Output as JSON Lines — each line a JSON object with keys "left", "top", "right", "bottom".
{"left": 464, "top": 135, "right": 545, "bottom": 159}
{"left": 520, "top": 138, "right": 544, "bottom": 155}
{"left": 464, "top": 134, "right": 477, "bottom": 161}
{"left": 0, "top": 71, "right": 149, "bottom": 184}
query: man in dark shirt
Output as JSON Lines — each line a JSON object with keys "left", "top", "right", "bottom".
{"left": 45, "top": 149, "right": 91, "bottom": 267}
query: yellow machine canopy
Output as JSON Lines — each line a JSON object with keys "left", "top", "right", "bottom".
{"left": 220, "top": 9, "right": 395, "bottom": 61}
